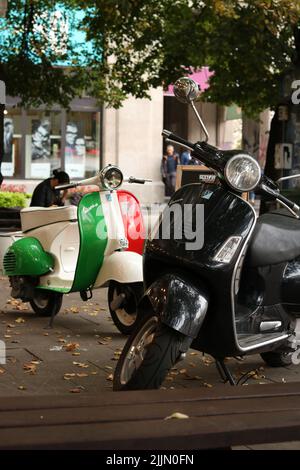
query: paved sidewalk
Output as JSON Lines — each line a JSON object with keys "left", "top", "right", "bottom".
{"left": 0, "top": 277, "right": 300, "bottom": 449}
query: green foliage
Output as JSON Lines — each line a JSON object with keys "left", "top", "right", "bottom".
{"left": 0, "top": 191, "right": 30, "bottom": 208}
{"left": 1, "top": 1, "right": 300, "bottom": 114}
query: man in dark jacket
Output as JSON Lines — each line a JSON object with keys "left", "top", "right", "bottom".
{"left": 30, "top": 170, "right": 70, "bottom": 207}
{"left": 161, "top": 145, "right": 180, "bottom": 196}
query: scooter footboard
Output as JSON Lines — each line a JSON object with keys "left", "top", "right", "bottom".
{"left": 142, "top": 273, "right": 209, "bottom": 338}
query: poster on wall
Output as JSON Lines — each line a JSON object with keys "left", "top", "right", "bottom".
{"left": 65, "top": 122, "right": 85, "bottom": 178}
{"left": 31, "top": 119, "right": 51, "bottom": 178}
{"left": 2, "top": 117, "right": 14, "bottom": 176}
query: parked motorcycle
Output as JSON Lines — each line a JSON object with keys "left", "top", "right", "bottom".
{"left": 1, "top": 165, "right": 148, "bottom": 335}
{"left": 114, "top": 77, "right": 300, "bottom": 390}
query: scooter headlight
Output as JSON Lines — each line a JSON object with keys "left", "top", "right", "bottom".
{"left": 224, "top": 154, "right": 261, "bottom": 192}
{"left": 100, "top": 165, "right": 123, "bottom": 190}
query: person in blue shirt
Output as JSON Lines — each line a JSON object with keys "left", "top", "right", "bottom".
{"left": 161, "top": 145, "right": 180, "bottom": 196}
{"left": 180, "top": 150, "right": 191, "bottom": 165}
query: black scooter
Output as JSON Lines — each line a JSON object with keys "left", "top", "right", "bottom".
{"left": 114, "top": 77, "right": 300, "bottom": 390}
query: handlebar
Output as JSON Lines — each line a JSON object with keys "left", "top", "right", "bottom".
{"left": 55, "top": 183, "right": 78, "bottom": 190}
{"left": 127, "top": 177, "right": 152, "bottom": 184}
{"left": 261, "top": 182, "right": 300, "bottom": 216}
{"left": 162, "top": 129, "right": 195, "bottom": 151}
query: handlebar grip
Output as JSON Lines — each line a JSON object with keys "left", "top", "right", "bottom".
{"left": 162, "top": 129, "right": 194, "bottom": 150}
{"left": 128, "top": 177, "right": 150, "bottom": 184}
{"left": 261, "top": 183, "right": 300, "bottom": 212}
{"left": 276, "top": 193, "right": 300, "bottom": 211}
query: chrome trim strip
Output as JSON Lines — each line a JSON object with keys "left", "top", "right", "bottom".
{"left": 238, "top": 334, "right": 289, "bottom": 352}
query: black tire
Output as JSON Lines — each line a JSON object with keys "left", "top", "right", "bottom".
{"left": 114, "top": 315, "right": 183, "bottom": 391}
{"left": 260, "top": 351, "right": 293, "bottom": 367}
{"left": 108, "top": 281, "right": 143, "bottom": 335}
{"left": 30, "top": 290, "right": 63, "bottom": 317}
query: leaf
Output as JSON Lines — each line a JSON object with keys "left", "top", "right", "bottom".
{"left": 63, "top": 373, "right": 76, "bottom": 380}
{"left": 106, "top": 373, "right": 114, "bottom": 381}
{"left": 164, "top": 412, "right": 189, "bottom": 420}
{"left": 23, "top": 362, "right": 37, "bottom": 374}
{"left": 72, "top": 362, "right": 89, "bottom": 368}
{"left": 0, "top": 368, "right": 5, "bottom": 374}
{"left": 65, "top": 342, "right": 79, "bottom": 352}
{"left": 15, "top": 317, "right": 25, "bottom": 323}
{"left": 70, "top": 307, "right": 79, "bottom": 314}
{"left": 69, "top": 388, "right": 81, "bottom": 393}
{"left": 18, "top": 385, "right": 27, "bottom": 390}
{"left": 76, "top": 373, "right": 88, "bottom": 378}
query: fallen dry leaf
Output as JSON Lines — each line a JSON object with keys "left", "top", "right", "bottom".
{"left": 73, "top": 361, "right": 89, "bottom": 368}
{"left": 18, "top": 385, "right": 27, "bottom": 390}
{"left": 0, "top": 368, "right": 5, "bottom": 374}
{"left": 65, "top": 343, "right": 79, "bottom": 352}
{"left": 4, "top": 335, "right": 11, "bottom": 338}
{"left": 76, "top": 373, "right": 88, "bottom": 378}
{"left": 106, "top": 373, "right": 114, "bottom": 381}
{"left": 72, "top": 352, "right": 81, "bottom": 356}
{"left": 15, "top": 317, "right": 25, "bottom": 324}
{"left": 23, "top": 362, "right": 37, "bottom": 374}
{"left": 70, "top": 307, "right": 79, "bottom": 314}
{"left": 69, "top": 388, "right": 81, "bottom": 393}
{"left": 164, "top": 412, "right": 189, "bottom": 420}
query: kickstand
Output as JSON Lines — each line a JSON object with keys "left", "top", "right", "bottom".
{"left": 215, "top": 359, "right": 236, "bottom": 386}
{"left": 47, "top": 308, "right": 56, "bottom": 329}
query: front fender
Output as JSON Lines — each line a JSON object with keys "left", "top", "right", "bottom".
{"left": 93, "top": 251, "right": 143, "bottom": 287}
{"left": 142, "top": 274, "right": 209, "bottom": 338}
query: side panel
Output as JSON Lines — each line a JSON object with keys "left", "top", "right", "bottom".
{"left": 70, "top": 192, "right": 108, "bottom": 292}
{"left": 117, "top": 190, "right": 145, "bottom": 255}
{"left": 3, "top": 237, "right": 54, "bottom": 276}
{"left": 94, "top": 251, "right": 143, "bottom": 287}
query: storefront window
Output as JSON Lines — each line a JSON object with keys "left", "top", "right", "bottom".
{"left": 65, "top": 111, "right": 100, "bottom": 179}
{"left": 25, "top": 110, "right": 62, "bottom": 179}
{"left": 2, "top": 108, "right": 22, "bottom": 178}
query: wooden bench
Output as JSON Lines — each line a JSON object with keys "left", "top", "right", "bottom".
{"left": 0, "top": 382, "right": 300, "bottom": 449}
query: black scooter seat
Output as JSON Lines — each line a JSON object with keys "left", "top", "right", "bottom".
{"left": 248, "top": 211, "right": 300, "bottom": 267}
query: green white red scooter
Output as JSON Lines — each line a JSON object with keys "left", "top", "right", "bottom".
{"left": 1, "top": 165, "right": 149, "bottom": 334}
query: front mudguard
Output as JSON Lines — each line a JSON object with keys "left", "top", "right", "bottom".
{"left": 141, "top": 274, "right": 209, "bottom": 339}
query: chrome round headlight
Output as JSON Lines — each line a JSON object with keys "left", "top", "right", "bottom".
{"left": 224, "top": 154, "right": 261, "bottom": 192}
{"left": 100, "top": 165, "right": 123, "bottom": 190}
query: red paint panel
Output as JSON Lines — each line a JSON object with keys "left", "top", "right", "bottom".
{"left": 117, "top": 190, "right": 145, "bottom": 255}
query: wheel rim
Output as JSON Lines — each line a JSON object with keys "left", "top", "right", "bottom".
{"left": 33, "top": 292, "right": 49, "bottom": 309}
{"left": 120, "top": 316, "right": 158, "bottom": 385}
{"left": 113, "top": 287, "right": 137, "bottom": 327}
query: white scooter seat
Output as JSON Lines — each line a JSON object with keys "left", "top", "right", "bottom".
{"left": 21, "top": 206, "right": 78, "bottom": 232}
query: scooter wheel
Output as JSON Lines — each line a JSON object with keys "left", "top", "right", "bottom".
{"left": 113, "top": 314, "right": 183, "bottom": 391}
{"left": 108, "top": 281, "right": 143, "bottom": 335}
{"left": 260, "top": 351, "right": 292, "bottom": 367}
{"left": 30, "top": 291, "right": 63, "bottom": 317}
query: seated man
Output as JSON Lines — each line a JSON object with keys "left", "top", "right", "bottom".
{"left": 30, "top": 170, "right": 70, "bottom": 207}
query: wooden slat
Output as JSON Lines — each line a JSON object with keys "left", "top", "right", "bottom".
{"left": 0, "top": 382, "right": 300, "bottom": 411}
{"left": 0, "top": 383, "right": 300, "bottom": 449}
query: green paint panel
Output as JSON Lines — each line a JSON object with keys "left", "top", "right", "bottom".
{"left": 37, "top": 286, "right": 70, "bottom": 293}
{"left": 3, "top": 237, "right": 54, "bottom": 276}
{"left": 71, "top": 192, "right": 108, "bottom": 292}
